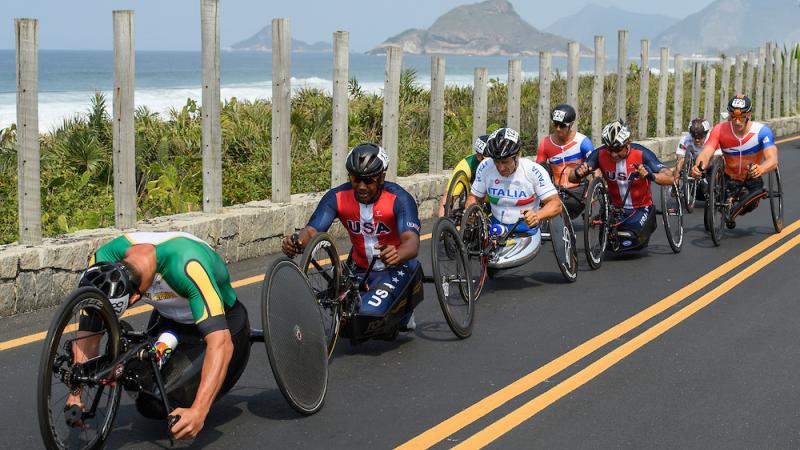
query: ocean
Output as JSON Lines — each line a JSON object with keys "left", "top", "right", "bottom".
{"left": 0, "top": 50, "right": 639, "bottom": 132}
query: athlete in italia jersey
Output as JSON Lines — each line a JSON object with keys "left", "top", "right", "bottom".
{"left": 283, "top": 143, "right": 422, "bottom": 331}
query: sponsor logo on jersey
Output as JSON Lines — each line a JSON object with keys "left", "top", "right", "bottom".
{"left": 487, "top": 187, "right": 529, "bottom": 198}
{"left": 406, "top": 222, "right": 421, "bottom": 232}
{"left": 346, "top": 220, "right": 392, "bottom": 235}
{"left": 605, "top": 170, "right": 639, "bottom": 181}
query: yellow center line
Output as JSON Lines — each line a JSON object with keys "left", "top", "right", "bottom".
{"left": 396, "top": 220, "right": 800, "bottom": 450}
{"left": 455, "top": 232, "right": 800, "bottom": 449}
{"left": 0, "top": 232, "right": 434, "bottom": 352}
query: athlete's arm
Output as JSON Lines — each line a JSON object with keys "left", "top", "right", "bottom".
{"left": 526, "top": 193, "right": 561, "bottom": 227}
{"left": 382, "top": 188, "right": 422, "bottom": 266}
{"left": 378, "top": 231, "right": 420, "bottom": 266}
{"left": 693, "top": 126, "right": 721, "bottom": 176}
{"left": 640, "top": 148, "right": 674, "bottom": 186}
{"left": 750, "top": 127, "right": 778, "bottom": 178}
{"left": 282, "top": 188, "right": 339, "bottom": 257}
{"left": 568, "top": 149, "right": 599, "bottom": 183}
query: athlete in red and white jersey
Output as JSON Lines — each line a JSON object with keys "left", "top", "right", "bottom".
{"left": 692, "top": 95, "right": 778, "bottom": 222}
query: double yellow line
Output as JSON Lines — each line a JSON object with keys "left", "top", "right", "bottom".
{"left": 398, "top": 220, "right": 800, "bottom": 449}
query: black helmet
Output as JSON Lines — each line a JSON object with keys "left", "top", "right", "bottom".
{"left": 727, "top": 94, "right": 752, "bottom": 116}
{"left": 79, "top": 261, "right": 138, "bottom": 315}
{"left": 345, "top": 143, "right": 389, "bottom": 177}
{"left": 485, "top": 127, "right": 521, "bottom": 160}
{"left": 601, "top": 119, "right": 632, "bottom": 148}
{"left": 473, "top": 134, "right": 489, "bottom": 155}
{"left": 551, "top": 104, "right": 576, "bottom": 125}
{"left": 688, "top": 118, "right": 711, "bottom": 139}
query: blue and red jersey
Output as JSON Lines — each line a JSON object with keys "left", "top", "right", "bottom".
{"left": 307, "top": 182, "right": 421, "bottom": 270}
{"left": 536, "top": 132, "right": 594, "bottom": 189}
{"left": 584, "top": 143, "right": 666, "bottom": 209}
{"left": 705, "top": 121, "right": 776, "bottom": 181}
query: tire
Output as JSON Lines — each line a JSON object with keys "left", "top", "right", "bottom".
{"left": 444, "top": 170, "right": 471, "bottom": 224}
{"left": 298, "top": 233, "right": 342, "bottom": 359}
{"left": 38, "top": 287, "right": 122, "bottom": 450}
{"left": 460, "top": 203, "right": 489, "bottom": 301}
{"left": 768, "top": 167, "right": 783, "bottom": 233}
{"left": 583, "top": 177, "right": 608, "bottom": 270}
{"left": 708, "top": 160, "right": 727, "bottom": 246}
{"left": 431, "top": 218, "right": 475, "bottom": 339}
{"left": 549, "top": 201, "right": 578, "bottom": 282}
{"left": 681, "top": 154, "right": 697, "bottom": 213}
{"left": 661, "top": 181, "right": 684, "bottom": 253}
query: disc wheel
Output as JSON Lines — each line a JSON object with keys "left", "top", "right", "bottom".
{"left": 707, "top": 160, "right": 727, "bottom": 246}
{"left": 444, "top": 170, "right": 471, "bottom": 224}
{"left": 661, "top": 181, "right": 684, "bottom": 253}
{"left": 549, "top": 201, "right": 578, "bottom": 282}
{"left": 460, "top": 203, "right": 489, "bottom": 301}
{"left": 431, "top": 217, "right": 475, "bottom": 339}
{"left": 38, "top": 287, "right": 122, "bottom": 450}
{"left": 298, "top": 232, "right": 342, "bottom": 359}
{"left": 583, "top": 177, "right": 609, "bottom": 270}
{"left": 768, "top": 167, "right": 783, "bottom": 233}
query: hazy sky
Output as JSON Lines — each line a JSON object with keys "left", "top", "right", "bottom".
{"left": 2, "top": 0, "right": 716, "bottom": 52}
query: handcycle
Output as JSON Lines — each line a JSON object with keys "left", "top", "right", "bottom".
{"left": 703, "top": 160, "right": 783, "bottom": 246}
{"left": 582, "top": 165, "right": 684, "bottom": 269}
{"left": 443, "top": 170, "right": 471, "bottom": 224}
{"left": 675, "top": 151, "right": 701, "bottom": 213}
{"left": 458, "top": 198, "right": 578, "bottom": 301}
{"left": 291, "top": 216, "right": 476, "bottom": 362}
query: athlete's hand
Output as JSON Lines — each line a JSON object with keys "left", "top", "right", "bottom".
{"left": 748, "top": 163, "right": 763, "bottom": 179}
{"left": 691, "top": 163, "right": 704, "bottom": 178}
{"left": 376, "top": 244, "right": 401, "bottom": 266}
{"left": 574, "top": 162, "right": 591, "bottom": 179}
{"left": 521, "top": 209, "right": 540, "bottom": 228}
{"left": 169, "top": 406, "right": 206, "bottom": 440}
{"left": 281, "top": 234, "right": 302, "bottom": 258}
{"left": 634, "top": 164, "right": 653, "bottom": 181}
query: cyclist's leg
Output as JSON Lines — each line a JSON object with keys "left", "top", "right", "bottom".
{"left": 732, "top": 176, "right": 766, "bottom": 216}
{"left": 563, "top": 186, "right": 585, "bottom": 220}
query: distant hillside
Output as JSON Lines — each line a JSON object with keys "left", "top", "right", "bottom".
{"left": 544, "top": 3, "right": 677, "bottom": 55}
{"left": 654, "top": 0, "right": 800, "bottom": 54}
{"left": 230, "top": 25, "right": 331, "bottom": 52}
{"left": 368, "top": 0, "right": 590, "bottom": 56}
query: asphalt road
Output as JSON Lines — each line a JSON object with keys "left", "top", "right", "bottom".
{"left": 1, "top": 136, "right": 798, "bottom": 449}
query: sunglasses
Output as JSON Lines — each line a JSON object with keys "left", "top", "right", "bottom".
{"left": 553, "top": 122, "right": 571, "bottom": 129}
{"left": 729, "top": 114, "right": 749, "bottom": 123}
{"left": 350, "top": 175, "right": 379, "bottom": 185}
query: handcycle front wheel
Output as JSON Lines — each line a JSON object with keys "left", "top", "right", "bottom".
{"left": 680, "top": 154, "right": 697, "bottom": 213}
{"left": 583, "top": 176, "right": 609, "bottom": 270}
{"left": 660, "top": 181, "right": 684, "bottom": 253}
{"left": 38, "top": 287, "right": 123, "bottom": 450}
{"left": 707, "top": 160, "right": 727, "bottom": 246}
{"left": 549, "top": 200, "right": 578, "bottom": 282}
{"left": 768, "top": 167, "right": 783, "bottom": 233}
{"left": 431, "top": 217, "right": 475, "bottom": 339}
{"left": 444, "top": 170, "right": 471, "bottom": 224}
{"left": 298, "top": 232, "right": 342, "bottom": 359}
{"left": 460, "top": 203, "right": 489, "bottom": 301}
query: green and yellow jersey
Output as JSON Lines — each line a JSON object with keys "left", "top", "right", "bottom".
{"left": 92, "top": 232, "right": 236, "bottom": 335}
{"left": 445, "top": 153, "right": 481, "bottom": 196}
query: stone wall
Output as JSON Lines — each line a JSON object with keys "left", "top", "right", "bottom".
{"left": 1, "top": 115, "right": 798, "bottom": 317}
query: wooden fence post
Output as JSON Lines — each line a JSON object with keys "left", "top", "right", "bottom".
{"left": 201, "top": 0, "right": 222, "bottom": 210}
{"left": 271, "top": 18, "right": 291, "bottom": 202}
{"left": 15, "top": 18, "right": 41, "bottom": 244}
{"left": 591, "top": 36, "right": 605, "bottom": 145}
{"left": 719, "top": 57, "right": 731, "bottom": 119}
{"left": 792, "top": 52, "right": 798, "bottom": 114}
{"left": 331, "top": 31, "right": 349, "bottom": 187}
{"left": 656, "top": 47, "right": 668, "bottom": 138}
{"left": 773, "top": 45, "right": 783, "bottom": 117}
{"left": 567, "top": 41, "right": 579, "bottom": 113}
{"left": 690, "top": 62, "right": 702, "bottom": 119}
{"left": 637, "top": 39, "right": 649, "bottom": 138}
{"left": 537, "top": 51, "right": 552, "bottom": 145}
{"left": 616, "top": 30, "right": 628, "bottom": 120}
{"left": 507, "top": 59, "right": 521, "bottom": 130}
{"left": 429, "top": 56, "right": 445, "bottom": 174}
{"left": 756, "top": 47, "right": 766, "bottom": 120}
{"left": 734, "top": 54, "right": 744, "bottom": 94}
{"left": 764, "top": 42, "right": 773, "bottom": 119}
{"left": 382, "top": 45, "right": 402, "bottom": 181}
{"left": 746, "top": 51, "right": 756, "bottom": 97}
{"left": 112, "top": 10, "right": 136, "bottom": 228}
{"left": 473, "top": 67, "right": 488, "bottom": 143}
{"left": 704, "top": 63, "right": 716, "bottom": 121}
{"left": 673, "top": 54, "right": 684, "bottom": 135}
{"left": 783, "top": 49, "right": 791, "bottom": 116}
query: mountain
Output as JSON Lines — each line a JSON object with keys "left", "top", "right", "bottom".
{"left": 367, "top": 0, "right": 590, "bottom": 56}
{"left": 654, "top": 0, "right": 800, "bottom": 55}
{"left": 544, "top": 4, "right": 677, "bottom": 56}
{"left": 229, "top": 25, "right": 331, "bottom": 52}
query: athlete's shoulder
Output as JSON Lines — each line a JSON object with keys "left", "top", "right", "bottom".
{"left": 629, "top": 142, "right": 653, "bottom": 153}
{"left": 382, "top": 181, "right": 412, "bottom": 199}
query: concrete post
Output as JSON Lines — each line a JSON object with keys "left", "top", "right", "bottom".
{"left": 271, "top": 18, "right": 292, "bottom": 202}
{"left": 746, "top": 51, "right": 756, "bottom": 97}
{"left": 112, "top": 10, "right": 136, "bottom": 229}
{"left": 783, "top": 49, "right": 791, "bottom": 116}
{"left": 537, "top": 51, "right": 552, "bottom": 145}
{"left": 472, "top": 67, "right": 488, "bottom": 143}
{"left": 673, "top": 54, "right": 684, "bottom": 135}
{"left": 616, "top": 30, "right": 628, "bottom": 120}
{"left": 507, "top": 59, "right": 521, "bottom": 131}
{"left": 704, "top": 63, "right": 716, "bottom": 121}
{"left": 637, "top": 39, "right": 649, "bottom": 138}
{"left": 591, "top": 36, "right": 605, "bottom": 145}
{"left": 756, "top": 47, "right": 766, "bottom": 120}
{"left": 719, "top": 57, "right": 731, "bottom": 119}
{"left": 201, "top": 0, "right": 222, "bottom": 211}
{"left": 429, "top": 56, "right": 445, "bottom": 174}
{"left": 567, "top": 41, "right": 579, "bottom": 114}
{"left": 690, "top": 62, "right": 702, "bottom": 120}
{"left": 15, "top": 18, "right": 41, "bottom": 244}
{"left": 656, "top": 47, "right": 668, "bottom": 138}
{"left": 734, "top": 54, "right": 744, "bottom": 94}
{"left": 382, "top": 46, "right": 402, "bottom": 181}
{"left": 773, "top": 45, "right": 782, "bottom": 118}
{"left": 331, "top": 31, "right": 349, "bottom": 187}
{"left": 764, "top": 42, "right": 773, "bottom": 119}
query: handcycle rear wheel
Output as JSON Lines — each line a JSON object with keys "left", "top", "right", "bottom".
{"left": 38, "top": 287, "right": 122, "bottom": 450}
{"left": 431, "top": 217, "right": 475, "bottom": 339}
{"left": 707, "top": 160, "right": 727, "bottom": 246}
{"left": 444, "top": 170, "right": 471, "bottom": 224}
{"left": 768, "top": 167, "right": 783, "bottom": 233}
{"left": 460, "top": 203, "right": 489, "bottom": 301}
{"left": 549, "top": 200, "right": 578, "bottom": 282}
{"left": 583, "top": 176, "right": 609, "bottom": 270}
{"left": 661, "top": 181, "right": 684, "bottom": 253}
{"left": 298, "top": 232, "right": 342, "bottom": 359}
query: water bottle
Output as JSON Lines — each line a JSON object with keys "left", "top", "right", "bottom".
{"left": 154, "top": 331, "right": 178, "bottom": 370}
